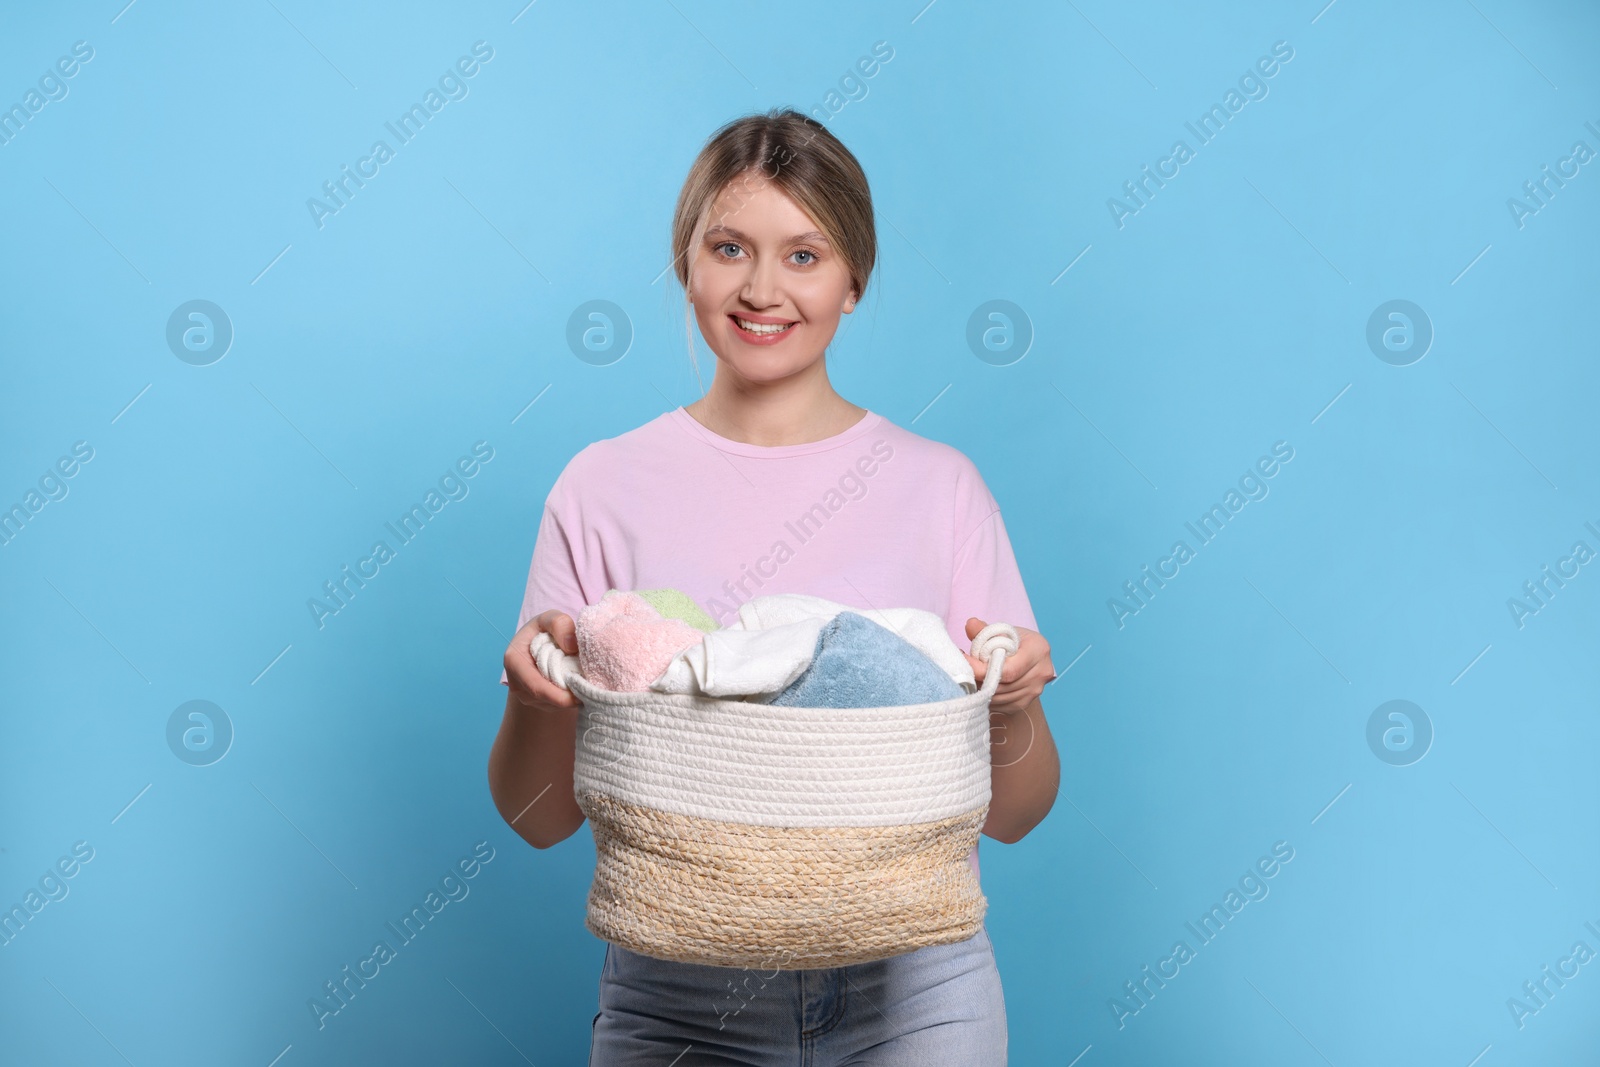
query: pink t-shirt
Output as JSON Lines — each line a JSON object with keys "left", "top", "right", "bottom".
{"left": 502, "top": 405, "right": 1038, "bottom": 882}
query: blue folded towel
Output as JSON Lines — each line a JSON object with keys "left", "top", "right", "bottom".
{"left": 768, "top": 611, "right": 965, "bottom": 708}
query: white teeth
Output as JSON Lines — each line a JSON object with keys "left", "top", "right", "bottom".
{"left": 734, "top": 317, "right": 794, "bottom": 335}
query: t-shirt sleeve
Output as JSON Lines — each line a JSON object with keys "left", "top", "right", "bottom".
{"left": 947, "top": 468, "right": 1037, "bottom": 654}
{"left": 499, "top": 485, "right": 592, "bottom": 687}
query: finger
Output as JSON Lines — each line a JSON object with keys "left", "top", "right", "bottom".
{"left": 1004, "top": 659, "right": 1055, "bottom": 688}
{"left": 505, "top": 628, "right": 580, "bottom": 709}
{"left": 549, "top": 612, "right": 579, "bottom": 656}
{"left": 988, "top": 663, "right": 1052, "bottom": 706}
{"left": 534, "top": 673, "right": 581, "bottom": 709}
{"left": 532, "top": 609, "right": 578, "bottom": 655}
{"left": 977, "top": 653, "right": 1047, "bottom": 691}
{"left": 516, "top": 665, "right": 581, "bottom": 709}
{"left": 993, "top": 644, "right": 1053, "bottom": 684}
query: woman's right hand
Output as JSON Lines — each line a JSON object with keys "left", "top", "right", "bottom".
{"left": 491, "top": 608, "right": 586, "bottom": 849}
{"left": 503, "top": 609, "right": 582, "bottom": 712}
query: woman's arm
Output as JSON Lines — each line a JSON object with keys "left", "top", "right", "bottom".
{"left": 487, "top": 612, "right": 587, "bottom": 849}
{"left": 983, "top": 693, "right": 1060, "bottom": 843}
{"left": 964, "top": 618, "right": 1060, "bottom": 843}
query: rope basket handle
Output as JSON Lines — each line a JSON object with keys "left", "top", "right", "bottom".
{"left": 527, "top": 620, "right": 1020, "bottom": 702}
{"left": 528, "top": 628, "right": 580, "bottom": 693}
{"left": 969, "top": 621, "right": 1020, "bottom": 700}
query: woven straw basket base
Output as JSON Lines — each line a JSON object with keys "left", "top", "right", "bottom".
{"left": 583, "top": 792, "right": 989, "bottom": 970}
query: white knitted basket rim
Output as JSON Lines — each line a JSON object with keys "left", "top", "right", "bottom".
{"left": 532, "top": 620, "right": 1018, "bottom": 712}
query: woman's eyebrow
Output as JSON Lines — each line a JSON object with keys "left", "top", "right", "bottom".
{"left": 703, "top": 224, "right": 829, "bottom": 245}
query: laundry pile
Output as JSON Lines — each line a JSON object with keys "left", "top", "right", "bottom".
{"left": 573, "top": 589, "right": 973, "bottom": 708}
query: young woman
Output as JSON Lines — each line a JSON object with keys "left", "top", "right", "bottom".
{"left": 489, "top": 107, "right": 1059, "bottom": 1065}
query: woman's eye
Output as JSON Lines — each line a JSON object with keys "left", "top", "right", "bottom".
{"left": 712, "top": 243, "right": 817, "bottom": 265}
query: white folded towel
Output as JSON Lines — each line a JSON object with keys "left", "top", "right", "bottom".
{"left": 649, "top": 592, "right": 976, "bottom": 699}
{"left": 649, "top": 617, "right": 826, "bottom": 699}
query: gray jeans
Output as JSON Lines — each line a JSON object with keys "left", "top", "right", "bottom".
{"left": 588, "top": 925, "right": 1007, "bottom": 1065}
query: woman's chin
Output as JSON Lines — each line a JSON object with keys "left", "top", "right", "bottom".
{"left": 713, "top": 356, "right": 817, "bottom": 383}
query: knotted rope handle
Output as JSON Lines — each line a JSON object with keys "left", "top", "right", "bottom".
{"left": 528, "top": 628, "right": 580, "bottom": 693}
{"left": 527, "top": 620, "right": 1020, "bottom": 702}
{"left": 969, "top": 621, "right": 1020, "bottom": 699}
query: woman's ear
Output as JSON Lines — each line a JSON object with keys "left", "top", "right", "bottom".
{"left": 842, "top": 290, "right": 857, "bottom": 314}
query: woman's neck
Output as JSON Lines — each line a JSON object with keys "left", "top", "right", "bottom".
{"left": 685, "top": 378, "right": 867, "bottom": 448}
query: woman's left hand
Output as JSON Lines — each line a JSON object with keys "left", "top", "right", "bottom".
{"left": 963, "top": 618, "right": 1054, "bottom": 715}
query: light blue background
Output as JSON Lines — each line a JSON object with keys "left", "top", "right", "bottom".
{"left": 2, "top": 1, "right": 1597, "bottom": 1063}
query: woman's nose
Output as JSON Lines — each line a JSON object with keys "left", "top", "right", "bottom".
{"left": 740, "top": 256, "right": 783, "bottom": 307}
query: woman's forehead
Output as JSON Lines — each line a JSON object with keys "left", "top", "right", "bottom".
{"left": 703, "top": 181, "right": 820, "bottom": 237}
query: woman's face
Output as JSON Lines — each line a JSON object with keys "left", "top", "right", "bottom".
{"left": 688, "top": 172, "right": 857, "bottom": 384}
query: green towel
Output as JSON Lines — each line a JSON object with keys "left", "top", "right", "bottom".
{"left": 606, "top": 587, "right": 720, "bottom": 633}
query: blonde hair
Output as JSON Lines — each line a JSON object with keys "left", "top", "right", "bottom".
{"left": 669, "top": 107, "right": 876, "bottom": 383}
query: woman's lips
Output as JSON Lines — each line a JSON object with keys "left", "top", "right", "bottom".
{"left": 729, "top": 314, "right": 797, "bottom": 345}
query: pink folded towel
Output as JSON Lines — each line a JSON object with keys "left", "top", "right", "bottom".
{"left": 577, "top": 590, "right": 706, "bottom": 692}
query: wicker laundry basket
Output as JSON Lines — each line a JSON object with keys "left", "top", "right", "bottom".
{"left": 528, "top": 620, "right": 1020, "bottom": 970}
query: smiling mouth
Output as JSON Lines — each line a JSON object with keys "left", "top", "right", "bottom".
{"left": 730, "top": 315, "right": 797, "bottom": 336}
